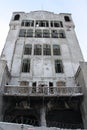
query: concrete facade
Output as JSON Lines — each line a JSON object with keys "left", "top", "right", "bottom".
{"left": 0, "top": 11, "right": 86, "bottom": 129}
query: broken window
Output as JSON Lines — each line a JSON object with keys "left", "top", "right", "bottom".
{"left": 36, "top": 20, "right": 49, "bottom": 27}
{"left": 49, "top": 82, "right": 54, "bottom": 94}
{"left": 53, "top": 45, "right": 61, "bottom": 55}
{"left": 43, "top": 29, "right": 50, "bottom": 38}
{"left": 43, "top": 44, "right": 51, "bottom": 55}
{"left": 22, "top": 59, "right": 30, "bottom": 73}
{"left": 64, "top": 16, "right": 70, "bottom": 22}
{"left": 59, "top": 30, "right": 66, "bottom": 38}
{"left": 49, "top": 82, "right": 53, "bottom": 87}
{"left": 21, "top": 20, "right": 34, "bottom": 27}
{"left": 51, "top": 30, "right": 58, "bottom": 38}
{"left": 14, "top": 14, "right": 20, "bottom": 20}
{"left": 50, "top": 21, "right": 63, "bottom": 27}
{"left": 34, "top": 44, "right": 42, "bottom": 55}
{"left": 19, "top": 29, "right": 26, "bottom": 37}
{"left": 35, "top": 29, "right": 42, "bottom": 37}
{"left": 55, "top": 60, "right": 63, "bottom": 73}
{"left": 26, "top": 29, "right": 33, "bottom": 37}
{"left": 32, "top": 82, "right": 37, "bottom": 93}
{"left": 24, "top": 44, "right": 32, "bottom": 55}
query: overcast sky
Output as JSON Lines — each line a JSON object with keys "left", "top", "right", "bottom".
{"left": 0, "top": 0, "right": 87, "bottom": 61}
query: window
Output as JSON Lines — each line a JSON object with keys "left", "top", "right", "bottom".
{"left": 19, "top": 29, "right": 26, "bottom": 37}
{"left": 59, "top": 30, "right": 65, "bottom": 38}
{"left": 43, "top": 44, "right": 51, "bottom": 55}
{"left": 35, "top": 29, "right": 42, "bottom": 37}
{"left": 34, "top": 44, "right": 42, "bottom": 55}
{"left": 22, "top": 59, "right": 30, "bottom": 73}
{"left": 64, "top": 16, "right": 70, "bottom": 22}
{"left": 14, "top": 14, "right": 20, "bottom": 20}
{"left": 32, "top": 82, "right": 37, "bottom": 93}
{"left": 49, "top": 82, "right": 53, "bottom": 94}
{"left": 53, "top": 45, "right": 61, "bottom": 55}
{"left": 50, "top": 21, "right": 63, "bottom": 27}
{"left": 21, "top": 20, "right": 34, "bottom": 27}
{"left": 24, "top": 44, "right": 32, "bottom": 55}
{"left": 55, "top": 60, "right": 63, "bottom": 73}
{"left": 43, "top": 30, "right": 50, "bottom": 38}
{"left": 60, "top": 21, "right": 63, "bottom": 27}
{"left": 33, "top": 82, "right": 36, "bottom": 87}
{"left": 36, "top": 20, "right": 49, "bottom": 27}
{"left": 51, "top": 30, "right": 58, "bottom": 38}
{"left": 49, "top": 82, "right": 53, "bottom": 87}
{"left": 20, "top": 81, "right": 29, "bottom": 86}
{"left": 26, "top": 29, "right": 33, "bottom": 37}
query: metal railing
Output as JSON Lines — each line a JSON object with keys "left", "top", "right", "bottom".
{"left": 4, "top": 85, "right": 83, "bottom": 96}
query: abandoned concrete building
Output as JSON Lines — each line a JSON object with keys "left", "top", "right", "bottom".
{"left": 0, "top": 10, "right": 87, "bottom": 130}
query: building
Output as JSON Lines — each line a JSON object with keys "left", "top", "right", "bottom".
{"left": 0, "top": 10, "right": 87, "bottom": 129}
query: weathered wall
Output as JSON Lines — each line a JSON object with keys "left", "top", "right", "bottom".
{"left": 0, "top": 59, "right": 10, "bottom": 120}
{"left": 75, "top": 62, "right": 87, "bottom": 128}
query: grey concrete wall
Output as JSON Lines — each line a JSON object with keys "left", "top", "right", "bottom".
{"left": 1, "top": 11, "right": 84, "bottom": 87}
{"left": 75, "top": 62, "right": 87, "bottom": 128}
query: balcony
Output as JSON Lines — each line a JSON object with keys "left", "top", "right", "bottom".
{"left": 3, "top": 85, "right": 83, "bottom": 97}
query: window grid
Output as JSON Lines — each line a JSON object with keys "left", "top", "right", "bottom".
{"left": 24, "top": 44, "right": 32, "bottom": 55}
{"left": 21, "top": 20, "right": 34, "bottom": 27}
{"left": 22, "top": 59, "right": 30, "bottom": 73}
{"left": 19, "top": 29, "right": 66, "bottom": 38}
{"left": 34, "top": 44, "right": 42, "bottom": 55}
{"left": 43, "top": 44, "right": 51, "bottom": 55}
{"left": 53, "top": 45, "right": 61, "bottom": 55}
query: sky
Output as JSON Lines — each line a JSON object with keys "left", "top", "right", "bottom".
{"left": 0, "top": 0, "right": 87, "bottom": 60}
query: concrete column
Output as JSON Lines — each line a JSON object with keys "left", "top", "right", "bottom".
{"left": 40, "top": 107, "right": 46, "bottom": 126}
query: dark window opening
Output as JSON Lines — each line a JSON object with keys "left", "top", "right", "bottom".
{"left": 43, "top": 44, "right": 51, "bottom": 55}
{"left": 49, "top": 82, "right": 53, "bottom": 87}
{"left": 33, "top": 82, "right": 36, "bottom": 87}
{"left": 14, "top": 14, "right": 20, "bottom": 20}
{"left": 54, "top": 22, "right": 60, "bottom": 27}
{"left": 36, "top": 20, "right": 49, "bottom": 27}
{"left": 60, "top": 21, "right": 63, "bottom": 27}
{"left": 51, "top": 30, "right": 58, "bottom": 38}
{"left": 24, "top": 44, "right": 32, "bottom": 55}
{"left": 34, "top": 44, "right": 42, "bottom": 55}
{"left": 21, "top": 20, "right": 34, "bottom": 27}
{"left": 53, "top": 45, "right": 61, "bottom": 55}
{"left": 43, "top": 30, "right": 50, "bottom": 38}
{"left": 50, "top": 21, "right": 63, "bottom": 28}
{"left": 64, "top": 16, "right": 70, "bottom": 22}
{"left": 59, "top": 30, "right": 66, "bottom": 38}
{"left": 49, "top": 82, "right": 53, "bottom": 94}
{"left": 55, "top": 60, "right": 63, "bottom": 73}
{"left": 35, "top": 30, "right": 42, "bottom": 38}
{"left": 32, "top": 82, "right": 37, "bottom": 93}
{"left": 22, "top": 59, "right": 30, "bottom": 73}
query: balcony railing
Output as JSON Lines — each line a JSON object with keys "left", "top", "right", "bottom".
{"left": 4, "top": 85, "right": 83, "bottom": 97}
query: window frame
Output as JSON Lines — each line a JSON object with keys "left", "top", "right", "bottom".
{"left": 55, "top": 60, "right": 64, "bottom": 73}
{"left": 22, "top": 59, "right": 30, "bottom": 73}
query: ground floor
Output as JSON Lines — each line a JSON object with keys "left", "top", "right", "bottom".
{"left": 3, "top": 96, "right": 83, "bottom": 129}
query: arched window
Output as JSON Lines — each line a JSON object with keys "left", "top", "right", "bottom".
{"left": 64, "top": 16, "right": 70, "bottom": 22}
{"left": 14, "top": 14, "right": 20, "bottom": 20}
